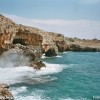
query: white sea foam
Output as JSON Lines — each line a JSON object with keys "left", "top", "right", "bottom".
{"left": 63, "top": 52, "right": 68, "bottom": 54}
{"left": 16, "top": 96, "right": 45, "bottom": 100}
{"left": 0, "top": 62, "right": 67, "bottom": 85}
{"left": 60, "top": 97, "right": 90, "bottom": 100}
{"left": 41, "top": 55, "right": 62, "bottom": 59}
{"left": 11, "top": 86, "right": 27, "bottom": 95}
{"left": 56, "top": 55, "right": 62, "bottom": 58}
{"left": 0, "top": 49, "right": 67, "bottom": 85}
{"left": 15, "top": 94, "right": 50, "bottom": 100}
{"left": 60, "top": 98, "right": 78, "bottom": 100}
{"left": 34, "top": 63, "right": 67, "bottom": 76}
{"left": 12, "top": 88, "right": 50, "bottom": 100}
{"left": 41, "top": 55, "right": 49, "bottom": 59}
{"left": 0, "top": 66, "right": 35, "bottom": 84}
{"left": 41, "top": 54, "right": 55, "bottom": 59}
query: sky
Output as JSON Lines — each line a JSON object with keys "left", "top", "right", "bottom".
{"left": 0, "top": 0, "right": 100, "bottom": 39}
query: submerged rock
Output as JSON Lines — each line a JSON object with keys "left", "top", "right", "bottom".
{"left": 0, "top": 83, "right": 14, "bottom": 100}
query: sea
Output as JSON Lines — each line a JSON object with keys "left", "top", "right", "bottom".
{"left": 0, "top": 52, "right": 100, "bottom": 100}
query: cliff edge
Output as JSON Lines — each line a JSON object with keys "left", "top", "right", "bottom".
{"left": 0, "top": 14, "right": 100, "bottom": 57}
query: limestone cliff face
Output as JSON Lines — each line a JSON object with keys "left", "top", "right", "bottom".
{"left": 15, "top": 25, "right": 43, "bottom": 57}
{"left": 37, "top": 31, "right": 67, "bottom": 56}
{"left": 0, "top": 15, "right": 43, "bottom": 57}
{"left": 65, "top": 37, "right": 100, "bottom": 52}
{"left": 39, "top": 31, "right": 58, "bottom": 53}
{"left": 0, "top": 14, "right": 100, "bottom": 56}
{"left": 0, "top": 14, "right": 16, "bottom": 48}
{"left": 16, "top": 25, "right": 43, "bottom": 46}
{"left": 0, "top": 14, "right": 68, "bottom": 57}
{"left": 0, "top": 83, "right": 14, "bottom": 100}
{"left": 49, "top": 32, "right": 66, "bottom": 52}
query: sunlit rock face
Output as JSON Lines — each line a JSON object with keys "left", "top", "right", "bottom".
{"left": 0, "top": 14, "right": 46, "bottom": 70}
{"left": 64, "top": 37, "right": 100, "bottom": 52}
{"left": 0, "top": 14, "right": 16, "bottom": 49}
{"left": 0, "top": 83, "right": 14, "bottom": 100}
{"left": 1, "top": 13, "right": 100, "bottom": 58}
{"left": 0, "top": 14, "right": 43, "bottom": 57}
{"left": 15, "top": 25, "right": 43, "bottom": 58}
{"left": 48, "top": 32, "right": 66, "bottom": 53}
{"left": 0, "top": 14, "right": 68, "bottom": 57}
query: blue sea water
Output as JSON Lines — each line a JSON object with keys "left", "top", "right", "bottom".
{"left": 0, "top": 52, "right": 100, "bottom": 100}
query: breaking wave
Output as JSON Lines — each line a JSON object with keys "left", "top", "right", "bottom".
{"left": 11, "top": 87, "right": 50, "bottom": 100}
{"left": 0, "top": 61, "right": 67, "bottom": 85}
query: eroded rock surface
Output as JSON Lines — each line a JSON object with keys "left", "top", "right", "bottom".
{"left": 0, "top": 14, "right": 100, "bottom": 59}
{"left": 65, "top": 37, "right": 100, "bottom": 52}
{"left": 0, "top": 83, "right": 14, "bottom": 100}
{"left": 0, "top": 44, "right": 45, "bottom": 69}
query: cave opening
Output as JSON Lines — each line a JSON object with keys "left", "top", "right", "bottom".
{"left": 12, "top": 38, "right": 27, "bottom": 46}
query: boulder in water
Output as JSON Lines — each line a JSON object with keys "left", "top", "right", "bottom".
{"left": 31, "top": 61, "right": 46, "bottom": 70}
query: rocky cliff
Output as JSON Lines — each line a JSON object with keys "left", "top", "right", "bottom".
{"left": 0, "top": 14, "right": 100, "bottom": 56}
{"left": 0, "top": 14, "right": 44, "bottom": 57}
{"left": 49, "top": 32, "right": 66, "bottom": 52}
{"left": 0, "top": 14, "right": 16, "bottom": 55}
{"left": 0, "top": 14, "right": 100, "bottom": 99}
{"left": 0, "top": 83, "right": 14, "bottom": 100}
{"left": 65, "top": 37, "right": 100, "bottom": 52}
{"left": 0, "top": 14, "right": 57, "bottom": 57}
{"left": 0, "top": 14, "right": 47, "bottom": 71}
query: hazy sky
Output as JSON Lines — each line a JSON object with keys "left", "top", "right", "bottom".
{"left": 0, "top": 0, "right": 100, "bottom": 39}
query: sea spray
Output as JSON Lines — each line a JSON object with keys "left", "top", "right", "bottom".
{"left": 0, "top": 62, "right": 67, "bottom": 84}
{"left": 11, "top": 87, "right": 50, "bottom": 100}
{"left": 1, "top": 52, "right": 98, "bottom": 100}
{"left": 0, "top": 50, "right": 67, "bottom": 84}
{"left": 34, "top": 63, "right": 65, "bottom": 76}
{"left": 0, "top": 48, "right": 30, "bottom": 68}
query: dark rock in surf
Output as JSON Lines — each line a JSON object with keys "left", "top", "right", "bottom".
{"left": 31, "top": 61, "right": 46, "bottom": 70}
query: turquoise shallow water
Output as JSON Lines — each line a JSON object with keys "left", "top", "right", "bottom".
{"left": 9, "top": 52, "right": 100, "bottom": 100}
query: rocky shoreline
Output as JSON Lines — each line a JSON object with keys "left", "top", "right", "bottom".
{"left": 0, "top": 14, "right": 100, "bottom": 57}
{"left": 0, "top": 84, "right": 14, "bottom": 100}
{"left": 0, "top": 14, "right": 100, "bottom": 99}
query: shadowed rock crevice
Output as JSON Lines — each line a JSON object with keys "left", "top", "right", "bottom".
{"left": 45, "top": 48, "right": 57, "bottom": 57}
{"left": 0, "top": 14, "right": 100, "bottom": 55}
{"left": 12, "top": 38, "right": 27, "bottom": 46}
